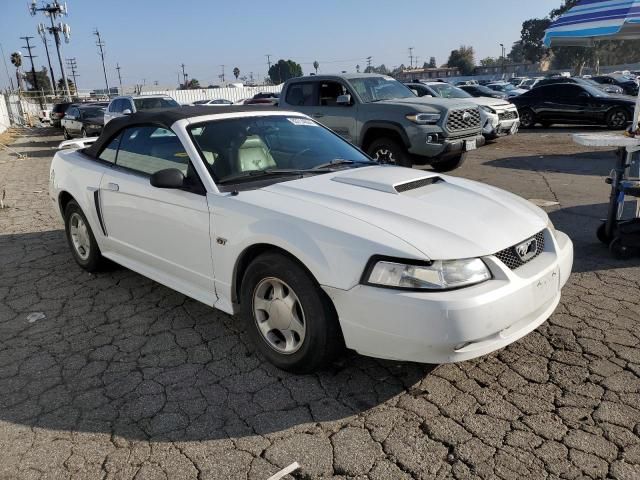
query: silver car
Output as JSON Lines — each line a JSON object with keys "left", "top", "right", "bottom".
{"left": 104, "top": 95, "right": 180, "bottom": 125}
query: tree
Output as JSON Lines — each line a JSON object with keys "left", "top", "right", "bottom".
{"left": 508, "top": 41, "right": 526, "bottom": 63}
{"left": 233, "top": 67, "right": 240, "bottom": 80}
{"left": 313, "top": 60, "right": 319, "bottom": 74}
{"left": 364, "top": 64, "right": 389, "bottom": 75}
{"left": 447, "top": 46, "right": 475, "bottom": 75}
{"left": 185, "top": 78, "right": 201, "bottom": 89}
{"left": 520, "top": 18, "right": 551, "bottom": 63}
{"left": 268, "top": 59, "right": 303, "bottom": 84}
{"left": 428, "top": 56, "right": 437, "bottom": 68}
{"left": 57, "top": 77, "right": 75, "bottom": 94}
{"left": 480, "top": 57, "right": 499, "bottom": 67}
{"left": 23, "top": 67, "right": 52, "bottom": 92}
{"left": 10, "top": 52, "right": 23, "bottom": 89}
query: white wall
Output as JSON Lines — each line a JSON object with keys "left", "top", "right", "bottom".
{"left": 0, "top": 96, "right": 10, "bottom": 134}
{"left": 141, "top": 85, "right": 282, "bottom": 104}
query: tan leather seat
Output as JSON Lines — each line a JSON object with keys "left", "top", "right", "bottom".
{"left": 237, "top": 136, "right": 276, "bottom": 171}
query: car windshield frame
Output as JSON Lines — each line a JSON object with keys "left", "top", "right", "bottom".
{"left": 186, "top": 114, "right": 377, "bottom": 190}
{"left": 347, "top": 76, "right": 416, "bottom": 103}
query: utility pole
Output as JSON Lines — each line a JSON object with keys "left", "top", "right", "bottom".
{"left": 30, "top": 1, "right": 71, "bottom": 99}
{"left": 408, "top": 47, "right": 414, "bottom": 69}
{"left": 266, "top": 54, "right": 272, "bottom": 71}
{"left": 180, "top": 63, "right": 187, "bottom": 88}
{"left": 65, "top": 57, "right": 78, "bottom": 91}
{"left": 36, "top": 26, "right": 56, "bottom": 96}
{"left": 366, "top": 56, "right": 372, "bottom": 70}
{"left": 94, "top": 29, "right": 110, "bottom": 96}
{"left": 500, "top": 43, "right": 506, "bottom": 78}
{"left": 0, "top": 42, "right": 14, "bottom": 90}
{"left": 219, "top": 65, "right": 225, "bottom": 83}
{"left": 20, "top": 36, "right": 42, "bottom": 104}
{"left": 115, "top": 63, "right": 122, "bottom": 92}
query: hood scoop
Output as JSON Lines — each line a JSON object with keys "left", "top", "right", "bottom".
{"left": 331, "top": 167, "right": 443, "bottom": 194}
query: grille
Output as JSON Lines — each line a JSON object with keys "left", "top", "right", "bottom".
{"left": 494, "top": 231, "right": 545, "bottom": 270}
{"left": 395, "top": 177, "right": 442, "bottom": 193}
{"left": 498, "top": 110, "right": 518, "bottom": 121}
{"left": 446, "top": 108, "right": 481, "bottom": 132}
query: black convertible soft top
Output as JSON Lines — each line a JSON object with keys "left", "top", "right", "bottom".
{"left": 84, "top": 105, "right": 282, "bottom": 158}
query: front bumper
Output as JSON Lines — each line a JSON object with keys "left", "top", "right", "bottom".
{"left": 409, "top": 132, "right": 486, "bottom": 163}
{"left": 483, "top": 112, "right": 520, "bottom": 138}
{"left": 324, "top": 229, "right": 573, "bottom": 364}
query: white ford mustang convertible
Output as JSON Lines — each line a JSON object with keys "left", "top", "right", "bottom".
{"left": 50, "top": 106, "right": 573, "bottom": 372}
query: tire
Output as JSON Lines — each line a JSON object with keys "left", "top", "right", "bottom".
{"left": 431, "top": 153, "right": 466, "bottom": 173}
{"left": 81, "top": 127, "right": 88, "bottom": 138}
{"left": 366, "top": 137, "right": 412, "bottom": 167}
{"left": 609, "top": 237, "right": 634, "bottom": 260}
{"left": 62, "top": 127, "right": 71, "bottom": 140}
{"left": 606, "top": 108, "right": 629, "bottom": 130}
{"left": 596, "top": 223, "right": 612, "bottom": 245}
{"left": 64, "top": 200, "right": 104, "bottom": 272}
{"left": 240, "top": 252, "right": 343, "bottom": 373}
{"left": 519, "top": 108, "right": 536, "bottom": 129}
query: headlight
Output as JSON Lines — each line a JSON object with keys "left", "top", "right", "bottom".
{"left": 406, "top": 113, "right": 441, "bottom": 125}
{"left": 364, "top": 258, "right": 491, "bottom": 290}
{"left": 479, "top": 105, "right": 496, "bottom": 114}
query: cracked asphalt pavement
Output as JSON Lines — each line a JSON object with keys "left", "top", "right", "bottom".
{"left": 0, "top": 127, "right": 639, "bottom": 479}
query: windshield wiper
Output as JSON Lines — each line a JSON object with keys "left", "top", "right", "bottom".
{"left": 311, "top": 159, "right": 377, "bottom": 170}
{"left": 218, "top": 168, "right": 327, "bottom": 185}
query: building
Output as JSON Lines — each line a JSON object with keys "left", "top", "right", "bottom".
{"left": 474, "top": 61, "right": 549, "bottom": 77}
{"left": 394, "top": 67, "right": 461, "bottom": 82}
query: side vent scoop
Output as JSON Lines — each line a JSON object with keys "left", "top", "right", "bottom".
{"left": 395, "top": 177, "right": 443, "bottom": 193}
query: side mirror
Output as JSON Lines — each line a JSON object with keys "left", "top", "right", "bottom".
{"left": 122, "top": 108, "right": 132, "bottom": 115}
{"left": 150, "top": 168, "right": 185, "bottom": 189}
{"left": 336, "top": 94, "right": 351, "bottom": 105}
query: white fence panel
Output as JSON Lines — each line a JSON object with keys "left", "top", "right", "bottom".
{"left": 0, "top": 96, "right": 10, "bottom": 134}
{"left": 141, "top": 85, "right": 282, "bottom": 104}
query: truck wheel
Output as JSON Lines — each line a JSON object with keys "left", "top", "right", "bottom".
{"left": 431, "top": 153, "right": 466, "bottom": 172}
{"left": 64, "top": 200, "right": 104, "bottom": 272}
{"left": 240, "top": 252, "right": 343, "bottom": 373}
{"left": 366, "top": 138, "right": 412, "bottom": 167}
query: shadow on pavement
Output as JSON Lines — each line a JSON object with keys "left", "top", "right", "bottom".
{"left": 0, "top": 229, "right": 431, "bottom": 442}
{"left": 486, "top": 150, "right": 617, "bottom": 177}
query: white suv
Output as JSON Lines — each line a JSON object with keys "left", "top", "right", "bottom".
{"left": 104, "top": 95, "right": 180, "bottom": 125}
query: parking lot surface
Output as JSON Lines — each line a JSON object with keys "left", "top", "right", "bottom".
{"left": 1, "top": 128, "right": 639, "bottom": 480}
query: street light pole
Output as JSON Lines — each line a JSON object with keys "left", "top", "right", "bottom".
{"left": 94, "top": 29, "right": 110, "bottom": 97}
{"left": 500, "top": 43, "right": 506, "bottom": 78}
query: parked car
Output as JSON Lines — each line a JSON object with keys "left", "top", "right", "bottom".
{"left": 279, "top": 73, "right": 484, "bottom": 171}
{"left": 51, "top": 102, "right": 77, "bottom": 128}
{"left": 591, "top": 75, "right": 639, "bottom": 96}
{"left": 50, "top": 106, "right": 573, "bottom": 372}
{"left": 509, "top": 77, "right": 529, "bottom": 87}
{"left": 61, "top": 104, "right": 106, "bottom": 139}
{"left": 192, "top": 99, "right": 234, "bottom": 106}
{"left": 406, "top": 81, "right": 519, "bottom": 140}
{"left": 104, "top": 95, "right": 180, "bottom": 125}
{"left": 510, "top": 83, "right": 636, "bottom": 129}
{"left": 534, "top": 76, "right": 624, "bottom": 95}
{"left": 520, "top": 78, "right": 544, "bottom": 90}
{"left": 486, "top": 82, "right": 527, "bottom": 98}
{"left": 459, "top": 84, "right": 509, "bottom": 100}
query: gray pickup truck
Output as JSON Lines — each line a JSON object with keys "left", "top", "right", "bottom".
{"left": 279, "top": 73, "right": 485, "bottom": 171}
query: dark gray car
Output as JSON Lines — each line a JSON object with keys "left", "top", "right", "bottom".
{"left": 61, "top": 105, "right": 106, "bottom": 139}
{"left": 279, "top": 73, "right": 484, "bottom": 171}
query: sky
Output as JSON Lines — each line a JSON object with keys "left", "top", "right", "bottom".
{"left": 0, "top": 0, "right": 560, "bottom": 91}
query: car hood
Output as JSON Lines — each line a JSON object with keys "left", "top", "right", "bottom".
{"left": 377, "top": 96, "right": 479, "bottom": 112}
{"left": 263, "top": 167, "right": 547, "bottom": 260}
{"left": 465, "top": 97, "right": 513, "bottom": 108}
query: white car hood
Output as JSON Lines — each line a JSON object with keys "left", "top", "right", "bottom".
{"left": 263, "top": 167, "right": 547, "bottom": 260}
{"left": 466, "top": 97, "right": 514, "bottom": 109}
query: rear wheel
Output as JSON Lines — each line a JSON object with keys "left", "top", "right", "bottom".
{"left": 366, "top": 137, "right": 412, "bottom": 167}
{"left": 81, "top": 127, "right": 88, "bottom": 138}
{"left": 596, "top": 223, "right": 613, "bottom": 245}
{"left": 62, "top": 127, "right": 71, "bottom": 140}
{"left": 431, "top": 153, "right": 466, "bottom": 172}
{"left": 64, "top": 200, "right": 104, "bottom": 272}
{"left": 240, "top": 252, "right": 343, "bottom": 373}
{"left": 609, "top": 237, "right": 634, "bottom": 259}
{"left": 519, "top": 108, "right": 536, "bottom": 129}
{"left": 606, "top": 108, "right": 629, "bottom": 129}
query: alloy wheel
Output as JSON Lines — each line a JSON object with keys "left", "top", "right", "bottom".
{"left": 69, "top": 212, "right": 91, "bottom": 260}
{"left": 610, "top": 111, "right": 627, "bottom": 128}
{"left": 252, "top": 277, "right": 306, "bottom": 354}
{"left": 373, "top": 148, "right": 396, "bottom": 164}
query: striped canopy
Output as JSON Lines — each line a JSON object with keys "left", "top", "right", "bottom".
{"left": 544, "top": 0, "right": 640, "bottom": 47}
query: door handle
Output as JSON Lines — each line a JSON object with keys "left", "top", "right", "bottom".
{"left": 106, "top": 182, "right": 119, "bottom": 192}
{"left": 312, "top": 113, "right": 324, "bottom": 118}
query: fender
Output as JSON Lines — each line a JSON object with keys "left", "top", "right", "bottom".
{"left": 360, "top": 120, "right": 411, "bottom": 148}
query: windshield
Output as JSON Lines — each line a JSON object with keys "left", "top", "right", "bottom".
{"left": 80, "top": 107, "right": 105, "bottom": 118}
{"left": 133, "top": 97, "right": 180, "bottom": 110}
{"left": 429, "top": 83, "right": 472, "bottom": 99}
{"left": 348, "top": 76, "right": 415, "bottom": 103}
{"left": 189, "top": 116, "right": 373, "bottom": 186}
{"left": 475, "top": 85, "right": 499, "bottom": 95}
{"left": 582, "top": 84, "right": 608, "bottom": 97}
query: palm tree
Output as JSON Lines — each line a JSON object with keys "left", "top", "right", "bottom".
{"left": 233, "top": 67, "right": 240, "bottom": 80}
{"left": 10, "top": 52, "right": 23, "bottom": 90}
{"left": 313, "top": 60, "right": 319, "bottom": 74}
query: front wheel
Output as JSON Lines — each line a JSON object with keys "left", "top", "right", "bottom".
{"left": 62, "top": 127, "right": 71, "bottom": 140}
{"left": 81, "top": 127, "right": 88, "bottom": 138}
{"left": 431, "top": 153, "right": 466, "bottom": 173}
{"left": 240, "top": 252, "right": 343, "bottom": 373}
{"left": 606, "top": 108, "right": 629, "bottom": 130}
{"left": 519, "top": 108, "right": 536, "bottom": 129}
{"left": 366, "top": 137, "right": 412, "bottom": 167}
{"left": 64, "top": 200, "right": 104, "bottom": 272}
